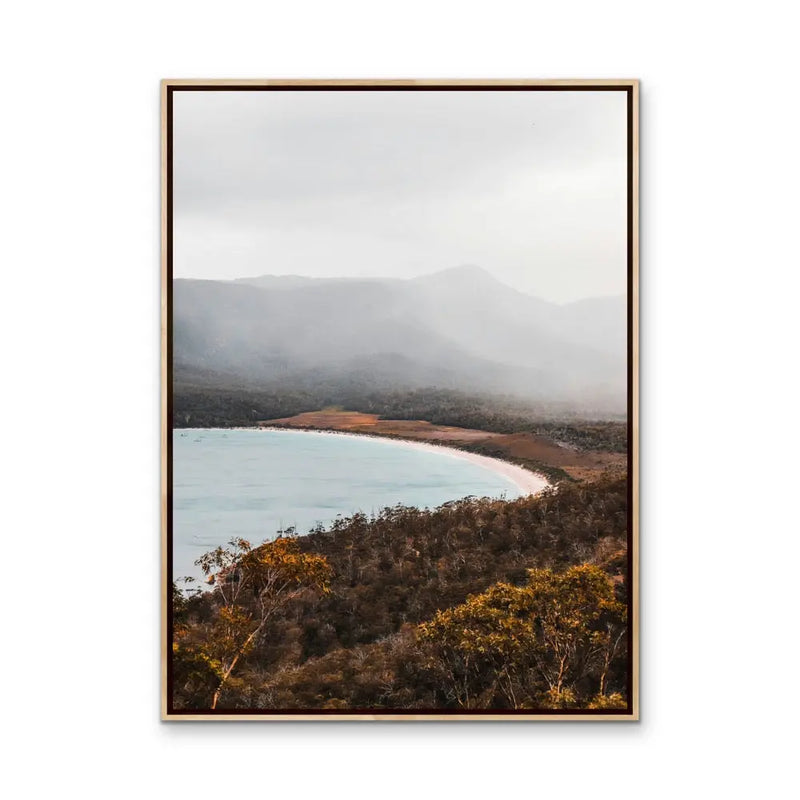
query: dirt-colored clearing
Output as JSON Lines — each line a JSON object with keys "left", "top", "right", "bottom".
{"left": 262, "top": 409, "right": 501, "bottom": 442}
{"left": 260, "top": 410, "right": 625, "bottom": 481}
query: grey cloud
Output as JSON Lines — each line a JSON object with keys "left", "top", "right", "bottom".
{"left": 173, "top": 89, "right": 627, "bottom": 302}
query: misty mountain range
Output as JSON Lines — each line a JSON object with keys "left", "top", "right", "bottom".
{"left": 174, "top": 265, "right": 626, "bottom": 412}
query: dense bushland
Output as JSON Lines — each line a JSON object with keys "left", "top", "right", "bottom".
{"left": 172, "top": 475, "right": 630, "bottom": 711}
{"left": 173, "top": 380, "right": 627, "bottom": 452}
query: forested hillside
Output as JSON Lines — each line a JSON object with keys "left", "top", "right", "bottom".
{"left": 173, "top": 266, "right": 626, "bottom": 411}
{"left": 172, "top": 475, "right": 630, "bottom": 712}
{"left": 173, "top": 382, "right": 627, "bottom": 453}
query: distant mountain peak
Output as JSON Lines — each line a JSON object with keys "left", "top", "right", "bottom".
{"left": 174, "top": 266, "right": 626, "bottom": 411}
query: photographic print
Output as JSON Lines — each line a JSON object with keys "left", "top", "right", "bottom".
{"left": 162, "top": 80, "right": 639, "bottom": 720}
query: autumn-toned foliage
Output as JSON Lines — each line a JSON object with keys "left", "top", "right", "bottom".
{"left": 172, "top": 475, "right": 629, "bottom": 711}
{"left": 419, "top": 565, "right": 626, "bottom": 708}
{"left": 174, "top": 536, "right": 330, "bottom": 709}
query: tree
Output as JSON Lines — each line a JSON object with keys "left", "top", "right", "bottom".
{"left": 523, "top": 564, "right": 626, "bottom": 703}
{"left": 194, "top": 536, "right": 331, "bottom": 709}
{"left": 418, "top": 582, "right": 533, "bottom": 707}
{"left": 419, "top": 564, "right": 626, "bottom": 709}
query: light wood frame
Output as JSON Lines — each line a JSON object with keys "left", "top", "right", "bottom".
{"left": 161, "top": 79, "right": 639, "bottom": 721}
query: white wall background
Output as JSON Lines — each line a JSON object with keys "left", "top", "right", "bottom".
{"left": 2, "top": 1, "right": 798, "bottom": 797}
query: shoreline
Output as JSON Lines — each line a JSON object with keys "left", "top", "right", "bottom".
{"left": 178, "top": 425, "right": 550, "bottom": 497}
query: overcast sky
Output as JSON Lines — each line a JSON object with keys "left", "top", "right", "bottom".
{"left": 173, "top": 89, "right": 627, "bottom": 303}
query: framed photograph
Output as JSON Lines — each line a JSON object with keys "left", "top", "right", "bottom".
{"left": 162, "top": 79, "right": 639, "bottom": 720}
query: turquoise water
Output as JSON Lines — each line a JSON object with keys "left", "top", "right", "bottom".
{"left": 172, "top": 428, "right": 522, "bottom": 587}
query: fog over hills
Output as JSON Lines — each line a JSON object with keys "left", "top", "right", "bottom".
{"left": 175, "top": 266, "right": 626, "bottom": 412}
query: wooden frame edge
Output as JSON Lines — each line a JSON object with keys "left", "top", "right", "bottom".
{"left": 162, "top": 713, "right": 637, "bottom": 722}
{"left": 160, "top": 79, "right": 171, "bottom": 721}
{"left": 160, "top": 78, "right": 640, "bottom": 88}
{"left": 631, "top": 80, "right": 640, "bottom": 722}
